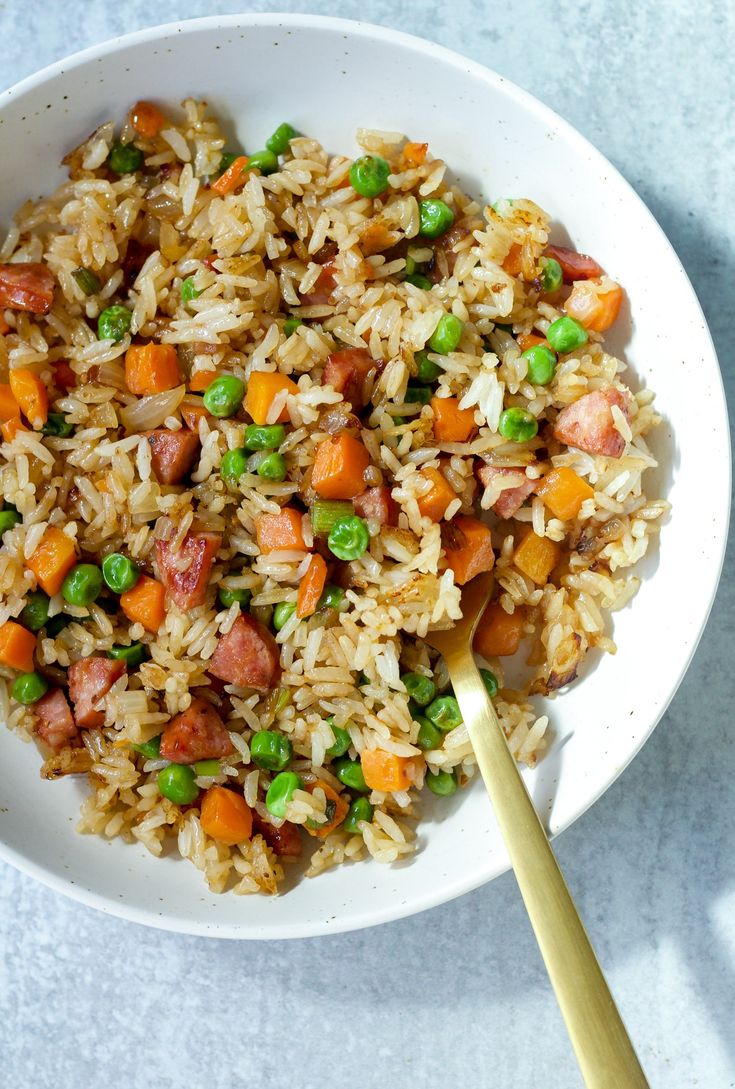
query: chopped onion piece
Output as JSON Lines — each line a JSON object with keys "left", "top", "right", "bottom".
{"left": 120, "top": 385, "right": 186, "bottom": 433}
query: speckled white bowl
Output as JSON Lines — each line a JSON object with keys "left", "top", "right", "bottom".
{"left": 0, "top": 14, "right": 729, "bottom": 938}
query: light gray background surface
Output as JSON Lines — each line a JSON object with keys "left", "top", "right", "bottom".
{"left": 0, "top": 3, "right": 733, "bottom": 1087}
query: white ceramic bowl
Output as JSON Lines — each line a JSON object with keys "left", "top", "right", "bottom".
{"left": 0, "top": 14, "right": 729, "bottom": 938}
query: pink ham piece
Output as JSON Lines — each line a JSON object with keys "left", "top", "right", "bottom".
{"left": 159, "top": 696, "right": 234, "bottom": 764}
{"left": 544, "top": 245, "right": 603, "bottom": 283}
{"left": 352, "top": 486, "right": 399, "bottom": 526}
{"left": 155, "top": 531, "right": 221, "bottom": 610}
{"left": 252, "top": 812, "right": 303, "bottom": 858}
{"left": 553, "top": 388, "right": 632, "bottom": 459}
{"left": 34, "top": 688, "right": 78, "bottom": 751}
{"left": 0, "top": 262, "right": 55, "bottom": 314}
{"left": 476, "top": 464, "right": 536, "bottom": 519}
{"left": 143, "top": 429, "right": 200, "bottom": 484}
{"left": 67, "top": 657, "right": 126, "bottom": 728}
{"left": 321, "top": 349, "right": 376, "bottom": 409}
{"left": 209, "top": 613, "right": 281, "bottom": 691}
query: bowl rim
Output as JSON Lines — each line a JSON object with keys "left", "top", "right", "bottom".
{"left": 0, "top": 11, "right": 730, "bottom": 939}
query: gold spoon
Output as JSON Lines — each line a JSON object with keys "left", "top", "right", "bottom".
{"left": 425, "top": 572, "right": 649, "bottom": 1089}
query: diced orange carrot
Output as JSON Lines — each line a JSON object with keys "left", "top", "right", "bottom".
{"left": 502, "top": 243, "right": 523, "bottom": 276}
{"left": 359, "top": 221, "right": 396, "bottom": 256}
{"left": 296, "top": 553, "right": 328, "bottom": 619}
{"left": 9, "top": 368, "right": 48, "bottom": 428}
{"left": 245, "top": 371, "right": 298, "bottom": 425}
{"left": 517, "top": 333, "right": 548, "bottom": 352}
{"left": 431, "top": 396, "right": 477, "bottom": 443}
{"left": 443, "top": 516, "right": 495, "bottom": 585}
{"left": 565, "top": 279, "right": 623, "bottom": 332}
{"left": 514, "top": 531, "right": 561, "bottom": 585}
{"left": 535, "top": 467, "right": 594, "bottom": 521}
{"left": 53, "top": 360, "right": 76, "bottom": 390}
{"left": 401, "top": 141, "right": 428, "bottom": 168}
{"left": 416, "top": 467, "right": 456, "bottom": 522}
{"left": 362, "top": 749, "right": 414, "bottom": 793}
{"left": 304, "top": 780, "right": 349, "bottom": 839}
{"left": 130, "top": 100, "right": 167, "bottom": 139}
{"left": 120, "top": 575, "right": 166, "bottom": 632}
{"left": 27, "top": 527, "right": 77, "bottom": 596}
{"left": 125, "top": 343, "right": 182, "bottom": 395}
{"left": 473, "top": 601, "right": 525, "bottom": 658}
{"left": 0, "top": 621, "right": 36, "bottom": 672}
{"left": 311, "top": 432, "right": 370, "bottom": 500}
{"left": 0, "top": 383, "right": 19, "bottom": 422}
{"left": 200, "top": 786, "right": 253, "bottom": 845}
{"left": 1, "top": 417, "right": 26, "bottom": 442}
{"left": 255, "top": 508, "right": 307, "bottom": 554}
{"left": 180, "top": 398, "right": 212, "bottom": 431}
{"left": 189, "top": 369, "right": 217, "bottom": 392}
{"left": 210, "top": 155, "right": 249, "bottom": 196}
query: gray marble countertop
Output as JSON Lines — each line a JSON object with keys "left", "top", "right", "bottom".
{"left": 0, "top": 3, "right": 733, "bottom": 1087}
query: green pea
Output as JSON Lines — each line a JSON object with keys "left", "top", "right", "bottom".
{"left": 418, "top": 198, "right": 455, "bottom": 239}
{"left": 243, "top": 424, "right": 286, "bottom": 451}
{"left": 158, "top": 764, "right": 199, "bottom": 805}
{"left": 101, "top": 552, "right": 140, "bottom": 594}
{"left": 426, "top": 769, "right": 458, "bottom": 796}
{"left": 333, "top": 757, "right": 368, "bottom": 793}
{"left": 405, "top": 273, "right": 432, "bottom": 290}
{"left": 45, "top": 614, "right": 71, "bottom": 637}
{"left": 108, "top": 642, "right": 147, "bottom": 668}
{"left": 97, "top": 305, "right": 132, "bottom": 343}
{"left": 546, "top": 315, "right": 589, "bottom": 354}
{"left": 40, "top": 413, "right": 74, "bottom": 438}
{"left": 180, "top": 277, "right": 202, "bottom": 307}
{"left": 416, "top": 716, "right": 443, "bottom": 751}
{"left": 403, "top": 385, "right": 432, "bottom": 405}
{"left": 523, "top": 345, "right": 557, "bottom": 386}
{"left": 391, "top": 415, "right": 407, "bottom": 427}
{"left": 61, "top": 563, "right": 103, "bottom": 607}
{"left": 251, "top": 729, "right": 293, "bottom": 772}
{"left": 218, "top": 585, "right": 252, "bottom": 609}
{"left": 265, "top": 770, "right": 302, "bottom": 818}
{"left": 203, "top": 375, "right": 245, "bottom": 418}
{"left": 246, "top": 149, "right": 279, "bottom": 175}
{"left": 498, "top": 407, "right": 538, "bottom": 443}
{"left": 256, "top": 452, "right": 287, "bottom": 482}
{"left": 217, "top": 151, "right": 240, "bottom": 176}
{"left": 327, "top": 515, "right": 369, "bottom": 562}
{"left": 479, "top": 668, "right": 498, "bottom": 699}
{"left": 0, "top": 509, "right": 21, "bottom": 534}
{"left": 132, "top": 734, "right": 161, "bottom": 758}
{"left": 108, "top": 141, "right": 143, "bottom": 174}
{"left": 426, "top": 695, "right": 463, "bottom": 732}
{"left": 428, "top": 313, "right": 463, "bottom": 354}
{"left": 220, "top": 447, "right": 250, "bottom": 485}
{"left": 11, "top": 672, "right": 48, "bottom": 705}
{"left": 325, "top": 720, "right": 351, "bottom": 758}
{"left": 72, "top": 267, "right": 101, "bottom": 296}
{"left": 273, "top": 602, "right": 296, "bottom": 631}
{"left": 194, "top": 759, "right": 222, "bottom": 777}
{"left": 283, "top": 317, "right": 303, "bottom": 337}
{"left": 342, "top": 796, "right": 373, "bottom": 834}
{"left": 349, "top": 155, "right": 390, "bottom": 198}
{"left": 317, "top": 584, "right": 345, "bottom": 611}
{"left": 415, "top": 350, "right": 442, "bottom": 384}
{"left": 21, "top": 590, "right": 50, "bottom": 632}
{"left": 402, "top": 672, "right": 437, "bottom": 707}
{"left": 266, "top": 122, "right": 297, "bottom": 155}
{"left": 539, "top": 256, "right": 563, "bottom": 293}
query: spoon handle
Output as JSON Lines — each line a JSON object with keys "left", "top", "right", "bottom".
{"left": 448, "top": 651, "right": 649, "bottom": 1089}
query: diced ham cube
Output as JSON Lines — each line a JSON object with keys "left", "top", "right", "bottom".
{"left": 553, "top": 388, "right": 632, "bottom": 459}
{"left": 0, "top": 262, "right": 55, "bottom": 314}
{"left": 209, "top": 613, "right": 281, "bottom": 692}
{"left": 321, "top": 349, "right": 376, "bottom": 409}
{"left": 299, "top": 260, "right": 337, "bottom": 305}
{"left": 476, "top": 464, "right": 536, "bottom": 519}
{"left": 159, "top": 696, "right": 234, "bottom": 764}
{"left": 34, "top": 688, "right": 78, "bottom": 752}
{"left": 352, "top": 486, "right": 399, "bottom": 526}
{"left": 252, "top": 812, "right": 303, "bottom": 858}
{"left": 155, "top": 531, "right": 221, "bottom": 611}
{"left": 544, "top": 245, "right": 603, "bottom": 283}
{"left": 67, "top": 657, "right": 126, "bottom": 728}
{"left": 143, "top": 429, "right": 200, "bottom": 485}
